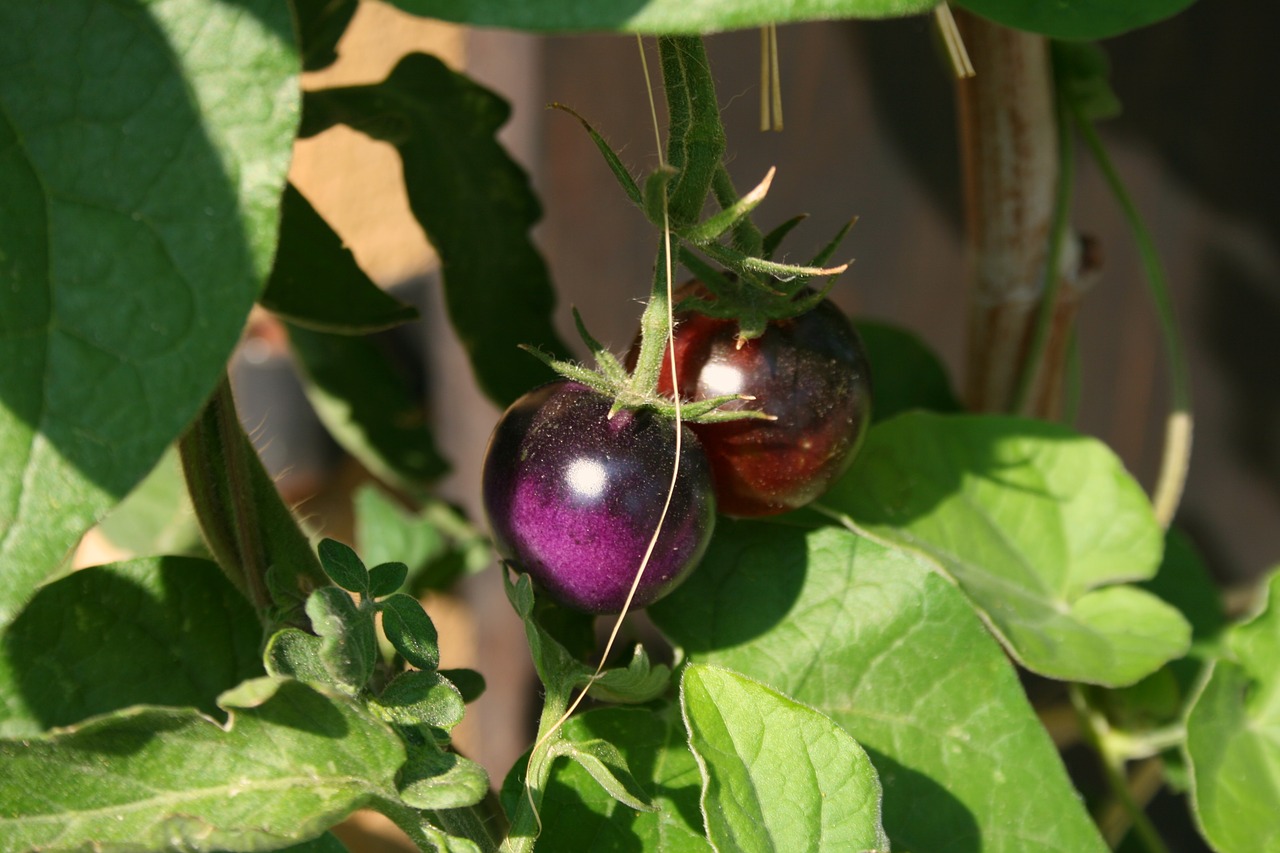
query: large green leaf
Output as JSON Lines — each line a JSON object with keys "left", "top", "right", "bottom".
{"left": 502, "top": 706, "right": 711, "bottom": 851}
{"left": 0, "top": 0, "right": 300, "bottom": 626}
{"left": 262, "top": 184, "right": 418, "bottom": 334}
{"left": 955, "top": 0, "right": 1197, "bottom": 40}
{"left": 302, "top": 53, "right": 571, "bottom": 408}
{"left": 1186, "top": 570, "right": 1280, "bottom": 853}
{"left": 651, "top": 521, "right": 1107, "bottom": 853}
{"left": 681, "top": 664, "right": 889, "bottom": 853}
{"left": 0, "top": 557, "right": 262, "bottom": 738}
{"left": 820, "top": 412, "right": 1190, "bottom": 686}
{"left": 388, "top": 0, "right": 937, "bottom": 33}
{"left": 0, "top": 678, "right": 406, "bottom": 851}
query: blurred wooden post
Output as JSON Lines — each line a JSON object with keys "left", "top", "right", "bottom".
{"left": 955, "top": 11, "right": 1083, "bottom": 417}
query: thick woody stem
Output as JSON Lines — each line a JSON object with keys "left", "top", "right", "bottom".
{"left": 955, "top": 11, "right": 1081, "bottom": 415}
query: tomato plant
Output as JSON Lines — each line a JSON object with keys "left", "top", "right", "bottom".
{"left": 1, "top": 2, "right": 1275, "bottom": 853}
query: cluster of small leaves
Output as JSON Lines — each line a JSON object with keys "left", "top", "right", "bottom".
{"left": 0, "top": 542, "right": 490, "bottom": 852}
{"left": 266, "top": 539, "right": 491, "bottom": 817}
{"left": 594, "top": 37, "right": 858, "bottom": 329}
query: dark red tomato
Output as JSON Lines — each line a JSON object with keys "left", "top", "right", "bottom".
{"left": 482, "top": 381, "right": 716, "bottom": 614}
{"left": 656, "top": 295, "right": 872, "bottom": 516}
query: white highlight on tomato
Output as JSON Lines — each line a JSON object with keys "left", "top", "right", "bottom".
{"left": 565, "top": 458, "right": 608, "bottom": 499}
{"left": 700, "top": 362, "right": 744, "bottom": 395}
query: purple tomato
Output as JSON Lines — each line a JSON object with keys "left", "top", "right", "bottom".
{"left": 481, "top": 381, "right": 716, "bottom": 614}
{"left": 656, "top": 290, "right": 873, "bottom": 517}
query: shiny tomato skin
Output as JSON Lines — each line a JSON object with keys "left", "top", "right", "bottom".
{"left": 658, "top": 298, "right": 872, "bottom": 516}
{"left": 481, "top": 381, "right": 716, "bottom": 614}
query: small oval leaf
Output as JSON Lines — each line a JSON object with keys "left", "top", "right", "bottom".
{"left": 682, "top": 663, "right": 889, "bottom": 852}
{"left": 379, "top": 593, "right": 441, "bottom": 671}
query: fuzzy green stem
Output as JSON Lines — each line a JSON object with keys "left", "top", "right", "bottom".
{"left": 178, "top": 373, "right": 327, "bottom": 629}
{"left": 658, "top": 36, "right": 725, "bottom": 227}
{"left": 1069, "top": 685, "right": 1171, "bottom": 853}
{"left": 1074, "top": 112, "right": 1193, "bottom": 528}
{"left": 499, "top": 688, "right": 572, "bottom": 853}
{"left": 179, "top": 377, "right": 270, "bottom": 613}
{"left": 629, "top": 239, "right": 676, "bottom": 401}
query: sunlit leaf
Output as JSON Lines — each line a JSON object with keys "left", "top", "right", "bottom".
{"left": 652, "top": 521, "right": 1108, "bottom": 852}
{"left": 682, "top": 664, "right": 889, "bottom": 852}
{"left": 1186, "top": 570, "right": 1280, "bottom": 853}
{"left": 821, "top": 412, "right": 1190, "bottom": 686}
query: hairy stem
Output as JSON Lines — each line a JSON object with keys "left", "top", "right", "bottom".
{"left": 499, "top": 689, "right": 572, "bottom": 853}
{"left": 1070, "top": 685, "right": 1171, "bottom": 853}
{"left": 178, "top": 373, "right": 327, "bottom": 628}
{"left": 179, "top": 377, "right": 270, "bottom": 611}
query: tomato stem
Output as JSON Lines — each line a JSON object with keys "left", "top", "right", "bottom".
{"left": 178, "top": 373, "right": 327, "bottom": 630}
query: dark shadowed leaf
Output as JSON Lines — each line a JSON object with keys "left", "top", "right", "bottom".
{"left": 302, "top": 54, "right": 571, "bottom": 407}
{"left": 293, "top": 0, "right": 359, "bottom": 72}
{"left": 262, "top": 184, "right": 418, "bottom": 334}
{"left": 289, "top": 325, "right": 449, "bottom": 494}
{"left": 955, "top": 0, "right": 1196, "bottom": 40}
{"left": 854, "top": 319, "right": 962, "bottom": 423}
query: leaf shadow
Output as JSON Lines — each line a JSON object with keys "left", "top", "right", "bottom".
{"left": 650, "top": 518, "right": 810, "bottom": 650}
{"left": 863, "top": 746, "right": 982, "bottom": 853}
{"left": 2, "top": 557, "right": 262, "bottom": 733}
